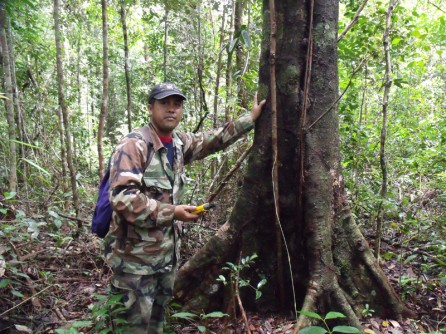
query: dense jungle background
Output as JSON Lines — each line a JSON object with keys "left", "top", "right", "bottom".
{"left": 0, "top": 0, "right": 445, "bottom": 333}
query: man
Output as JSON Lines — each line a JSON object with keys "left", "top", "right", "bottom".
{"left": 104, "top": 82, "right": 265, "bottom": 333}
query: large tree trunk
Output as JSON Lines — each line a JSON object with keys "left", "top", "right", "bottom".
{"left": 174, "top": 0, "right": 415, "bottom": 329}
{"left": 0, "top": 7, "right": 17, "bottom": 193}
{"left": 53, "top": 0, "right": 79, "bottom": 218}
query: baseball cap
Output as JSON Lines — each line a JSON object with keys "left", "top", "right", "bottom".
{"left": 148, "top": 82, "right": 186, "bottom": 102}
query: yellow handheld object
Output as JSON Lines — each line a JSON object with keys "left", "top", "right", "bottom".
{"left": 192, "top": 203, "right": 216, "bottom": 214}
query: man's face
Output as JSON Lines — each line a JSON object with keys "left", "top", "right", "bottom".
{"left": 149, "top": 96, "right": 184, "bottom": 137}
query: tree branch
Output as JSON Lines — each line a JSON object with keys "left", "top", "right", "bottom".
{"left": 306, "top": 56, "right": 367, "bottom": 131}
{"left": 207, "top": 146, "right": 252, "bottom": 203}
{"left": 337, "top": 0, "right": 369, "bottom": 43}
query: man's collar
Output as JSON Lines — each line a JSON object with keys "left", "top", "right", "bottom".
{"left": 148, "top": 123, "right": 183, "bottom": 150}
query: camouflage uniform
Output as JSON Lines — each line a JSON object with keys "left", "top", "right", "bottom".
{"left": 104, "top": 115, "right": 254, "bottom": 333}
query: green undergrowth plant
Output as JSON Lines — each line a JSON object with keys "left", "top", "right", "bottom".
{"left": 217, "top": 253, "right": 267, "bottom": 300}
{"left": 54, "top": 293, "right": 128, "bottom": 334}
{"left": 167, "top": 310, "right": 228, "bottom": 333}
{"left": 297, "top": 310, "right": 361, "bottom": 334}
{"left": 89, "top": 293, "right": 129, "bottom": 333}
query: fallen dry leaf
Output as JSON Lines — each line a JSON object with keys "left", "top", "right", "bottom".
{"left": 389, "top": 319, "right": 401, "bottom": 328}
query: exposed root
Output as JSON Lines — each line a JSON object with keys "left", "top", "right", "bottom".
{"left": 330, "top": 284, "right": 362, "bottom": 329}
{"left": 346, "top": 215, "right": 416, "bottom": 319}
{"left": 293, "top": 281, "right": 320, "bottom": 333}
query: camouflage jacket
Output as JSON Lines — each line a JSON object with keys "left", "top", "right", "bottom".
{"left": 104, "top": 115, "right": 254, "bottom": 275}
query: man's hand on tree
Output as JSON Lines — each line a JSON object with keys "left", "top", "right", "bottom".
{"left": 250, "top": 92, "right": 267, "bottom": 122}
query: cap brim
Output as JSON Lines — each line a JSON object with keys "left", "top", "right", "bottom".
{"left": 153, "top": 90, "right": 186, "bottom": 100}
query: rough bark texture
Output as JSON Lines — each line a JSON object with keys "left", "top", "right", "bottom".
{"left": 0, "top": 7, "right": 17, "bottom": 193}
{"left": 174, "top": 0, "right": 415, "bottom": 328}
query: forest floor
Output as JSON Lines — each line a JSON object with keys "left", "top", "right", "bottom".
{"left": 1, "top": 219, "right": 445, "bottom": 333}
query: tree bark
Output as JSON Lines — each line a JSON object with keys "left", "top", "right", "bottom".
{"left": 53, "top": 0, "right": 79, "bottom": 218}
{"left": 268, "top": 0, "right": 285, "bottom": 309}
{"left": 98, "top": 0, "right": 109, "bottom": 180}
{"left": 175, "top": 0, "right": 415, "bottom": 329}
{"left": 0, "top": 6, "right": 17, "bottom": 193}
{"left": 120, "top": 0, "right": 132, "bottom": 133}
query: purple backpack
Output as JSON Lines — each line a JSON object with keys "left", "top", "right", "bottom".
{"left": 91, "top": 166, "right": 113, "bottom": 238}
{"left": 92, "top": 127, "right": 154, "bottom": 238}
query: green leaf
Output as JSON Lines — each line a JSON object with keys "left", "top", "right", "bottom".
{"left": 12, "top": 290, "right": 24, "bottom": 298}
{"left": 171, "top": 312, "right": 198, "bottom": 320}
{"left": 299, "top": 326, "right": 328, "bottom": 334}
{"left": 257, "top": 278, "right": 267, "bottom": 289}
{"left": 19, "top": 158, "right": 51, "bottom": 177}
{"left": 202, "top": 311, "right": 227, "bottom": 319}
{"left": 227, "top": 38, "right": 239, "bottom": 54}
{"left": 393, "top": 79, "right": 408, "bottom": 88}
{"left": 197, "top": 325, "right": 206, "bottom": 332}
{"left": 332, "top": 325, "right": 361, "bottom": 333}
{"left": 0, "top": 279, "right": 10, "bottom": 288}
{"left": 404, "top": 254, "right": 418, "bottom": 264}
{"left": 325, "top": 311, "right": 346, "bottom": 320}
{"left": 255, "top": 290, "right": 262, "bottom": 300}
{"left": 107, "top": 294, "right": 124, "bottom": 304}
{"left": 72, "top": 320, "right": 93, "bottom": 327}
{"left": 391, "top": 37, "right": 401, "bottom": 45}
{"left": 241, "top": 29, "right": 251, "bottom": 48}
{"left": 410, "top": 29, "right": 422, "bottom": 38}
{"left": 297, "top": 310, "right": 323, "bottom": 320}
{"left": 217, "top": 275, "right": 227, "bottom": 284}
{"left": 4, "top": 192, "right": 16, "bottom": 200}
{"left": 10, "top": 139, "right": 43, "bottom": 150}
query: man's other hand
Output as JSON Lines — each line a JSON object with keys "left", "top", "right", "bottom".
{"left": 174, "top": 205, "right": 199, "bottom": 222}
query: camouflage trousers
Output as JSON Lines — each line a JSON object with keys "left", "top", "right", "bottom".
{"left": 110, "top": 269, "right": 176, "bottom": 334}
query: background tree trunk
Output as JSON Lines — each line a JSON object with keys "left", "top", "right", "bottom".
{"left": 225, "top": 0, "right": 235, "bottom": 122}
{"left": 53, "top": 0, "right": 79, "bottom": 218}
{"left": 120, "top": 0, "right": 132, "bottom": 133}
{"left": 163, "top": 6, "right": 169, "bottom": 81}
{"left": 235, "top": 0, "right": 248, "bottom": 111}
{"left": 375, "top": 0, "right": 396, "bottom": 260}
{"left": 212, "top": 3, "right": 227, "bottom": 128}
{"left": 0, "top": 6, "right": 17, "bottom": 193}
{"left": 98, "top": 0, "right": 109, "bottom": 180}
{"left": 6, "top": 17, "right": 24, "bottom": 186}
{"left": 174, "top": 0, "right": 415, "bottom": 328}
